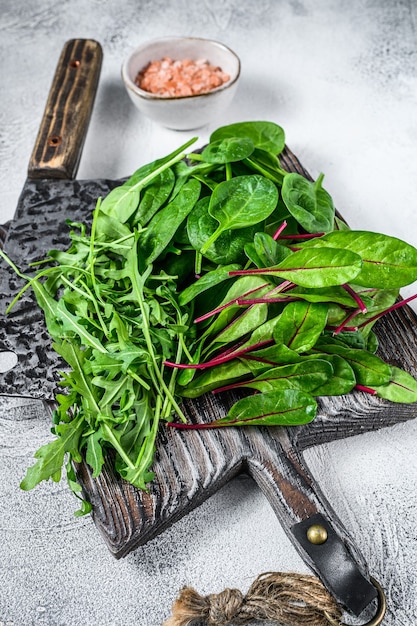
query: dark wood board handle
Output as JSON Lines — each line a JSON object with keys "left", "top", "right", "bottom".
{"left": 28, "top": 39, "right": 102, "bottom": 180}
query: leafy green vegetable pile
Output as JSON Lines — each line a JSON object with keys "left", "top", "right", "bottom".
{"left": 3, "top": 120, "right": 417, "bottom": 514}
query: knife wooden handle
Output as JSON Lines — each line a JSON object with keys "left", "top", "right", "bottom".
{"left": 28, "top": 39, "right": 103, "bottom": 180}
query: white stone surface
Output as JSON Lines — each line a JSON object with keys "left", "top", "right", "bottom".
{"left": 1, "top": 1, "right": 417, "bottom": 624}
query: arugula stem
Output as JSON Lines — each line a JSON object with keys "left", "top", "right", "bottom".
{"left": 4, "top": 264, "right": 90, "bottom": 314}
{"left": 126, "top": 368, "right": 151, "bottom": 391}
{"left": 101, "top": 423, "right": 135, "bottom": 469}
{"left": 0, "top": 249, "right": 28, "bottom": 279}
{"left": 162, "top": 333, "right": 183, "bottom": 419}
{"left": 60, "top": 275, "right": 110, "bottom": 338}
{"left": 135, "top": 395, "right": 161, "bottom": 467}
{"left": 129, "top": 239, "right": 187, "bottom": 421}
{"left": 130, "top": 137, "right": 198, "bottom": 193}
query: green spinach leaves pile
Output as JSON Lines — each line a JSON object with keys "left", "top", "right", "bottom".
{"left": 5, "top": 120, "right": 417, "bottom": 514}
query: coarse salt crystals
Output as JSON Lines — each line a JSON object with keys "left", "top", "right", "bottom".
{"left": 135, "top": 57, "right": 231, "bottom": 97}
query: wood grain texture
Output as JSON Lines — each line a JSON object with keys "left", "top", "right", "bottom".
{"left": 28, "top": 39, "right": 102, "bottom": 180}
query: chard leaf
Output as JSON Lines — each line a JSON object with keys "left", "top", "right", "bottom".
{"left": 306, "top": 354, "right": 356, "bottom": 395}
{"left": 178, "top": 360, "right": 253, "bottom": 397}
{"left": 245, "top": 231, "right": 292, "bottom": 268}
{"left": 213, "top": 389, "right": 317, "bottom": 427}
{"left": 300, "top": 230, "right": 417, "bottom": 288}
{"left": 316, "top": 338, "right": 392, "bottom": 386}
{"left": 273, "top": 301, "right": 328, "bottom": 352}
{"left": 287, "top": 285, "right": 373, "bottom": 308}
{"left": 208, "top": 302, "right": 268, "bottom": 347}
{"left": 243, "top": 344, "right": 303, "bottom": 372}
{"left": 227, "top": 360, "right": 333, "bottom": 394}
{"left": 238, "top": 247, "right": 362, "bottom": 288}
{"left": 372, "top": 366, "right": 417, "bottom": 403}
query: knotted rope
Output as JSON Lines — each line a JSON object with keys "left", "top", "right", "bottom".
{"left": 163, "top": 571, "right": 342, "bottom": 626}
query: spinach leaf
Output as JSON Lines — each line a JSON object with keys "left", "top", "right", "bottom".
{"left": 243, "top": 148, "right": 288, "bottom": 185}
{"left": 200, "top": 175, "right": 278, "bottom": 253}
{"left": 139, "top": 178, "right": 201, "bottom": 264}
{"left": 132, "top": 167, "right": 175, "bottom": 226}
{"left": 282, "top": 172, "right": 335, "bottom": 233}
{"left": 244, "top": 232, "right": 292, "bottom": 268}
{"left": 210, "top": 121, "right": 286, "bottom": 155}
{"left": 187, "top": 196, "right": 257, "bottom": 264}
{"left": 201, "top": 137, "right": 255, "bottom": 163}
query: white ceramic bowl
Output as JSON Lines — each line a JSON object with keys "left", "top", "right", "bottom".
{"left": 122, "top": 37, "right": 241, "bottom": 130}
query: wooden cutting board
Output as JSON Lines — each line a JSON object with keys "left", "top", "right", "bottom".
{"left": 1, "top": 38, "right": 417, "bottom": 618}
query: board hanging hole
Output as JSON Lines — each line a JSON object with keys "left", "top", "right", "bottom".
{"left": 327, "top": 577, "right": 386, "bottom": 626}
{"left": 0, "top": 350, "right": 18, "bottom": 373}
{"left": 47, "top": 135, "right": 62, "bottom": 147}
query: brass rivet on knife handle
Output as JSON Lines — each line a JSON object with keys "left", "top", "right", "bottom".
{"left": 28, "top": 39, "right": 103, "bottom": 180}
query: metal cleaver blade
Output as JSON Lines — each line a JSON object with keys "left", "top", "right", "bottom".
{"left": 0, "top": 38, "right": 106, "bottom": 399}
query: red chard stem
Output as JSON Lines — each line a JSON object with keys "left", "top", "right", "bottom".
{"left": 342, "top": 283, "right": 367, "bottom": 313}
{"left": 272, "top": 220, "right": 287, "bottom": 240}
{"left": 355, "top": 384, "right": 377, "bottom": 395}
{"left": 358, "top": 292, "right": 417, "bottom": 328}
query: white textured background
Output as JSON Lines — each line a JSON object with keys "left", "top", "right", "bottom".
{"left": 1, "top": 1, "right": 417, "bottom": 625}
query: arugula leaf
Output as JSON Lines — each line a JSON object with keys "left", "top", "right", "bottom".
{"left": 3, "top": 118, "right": 416, "bottom": 514}
{"left": 21, "top": 414, "right": 86, "bottom": 490}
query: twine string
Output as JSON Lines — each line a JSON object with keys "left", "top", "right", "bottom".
{"left": 163, "top": 571, "right": 343, "bottom": 626}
